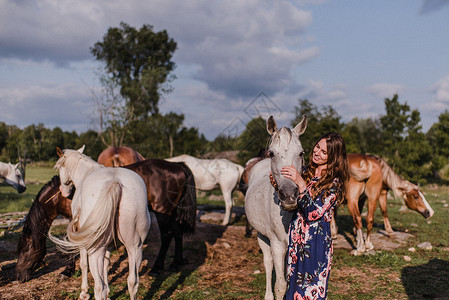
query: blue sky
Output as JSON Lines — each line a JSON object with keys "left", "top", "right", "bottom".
{"left": 0, "top": 0, "right": 448, "bottom": 140}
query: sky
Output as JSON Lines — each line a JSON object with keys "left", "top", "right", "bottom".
{"left": 0, "top": 0, "right": 448, "bottom": 140}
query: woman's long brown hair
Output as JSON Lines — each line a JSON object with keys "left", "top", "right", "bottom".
{"left": 303, "top": 132, "right": 349, "bottom": 204}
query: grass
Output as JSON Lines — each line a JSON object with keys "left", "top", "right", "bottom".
{"left": 2, "top": 164, "right": 449, "bottom": 299}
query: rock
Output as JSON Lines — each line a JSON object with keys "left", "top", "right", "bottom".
{"left": 417, "top": 241, "right": 432, "bottom": 250}
{"left": 410, "top": 223, "right": 418, "bottom": 227}
{"left": 408, "top": 247, "right": 416, "bottom": 252}
{"left": 253, "top": 270, "right": 261, "bottom": 274}
{"left": 403, "top": 256, "right": 412, "bottom": 262}
{"left": 222, "top": 242, "right": 231, "bottom": 249}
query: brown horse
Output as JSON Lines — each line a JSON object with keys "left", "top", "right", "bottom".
{"left": 122, "top": 159, "right": 197, "bottom": 273}
{"left": 16, "top": 176, "right": 74, "bottom": 282}
{"left": 333, "top": 153, "right": 434, "bottom": 255}
{"left": 97, "top": 146, "right": 145, "bottom": 167}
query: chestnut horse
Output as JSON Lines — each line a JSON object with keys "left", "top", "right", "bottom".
{"left": 16, "top": 176, "right": 74, "bottom": 282}
{"left": 332, "top": 153, "right": 434, "bottom": 255}
{"left": 97, "top": 146, "right": 145, "bottom": 167}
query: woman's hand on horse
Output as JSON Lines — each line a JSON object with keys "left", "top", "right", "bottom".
{"left": 281, "top": 165, "right": 307, "bottom": 192}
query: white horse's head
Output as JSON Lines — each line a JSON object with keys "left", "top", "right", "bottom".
{"left": 2, "top": 162, "right": 26, "bottom": 193}
{"left": 267, "top": 115, "right": 307, "bottom": 211}
{"left": 55, "top": 146, "right": 85, "bottom": 197}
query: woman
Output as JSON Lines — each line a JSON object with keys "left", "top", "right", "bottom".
{"left": 280, "top": 132, "right": 349, "bottom": 299}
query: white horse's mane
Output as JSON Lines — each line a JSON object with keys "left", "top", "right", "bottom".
{"left": 55, "top": 149, "right": 99, "bottom": 173}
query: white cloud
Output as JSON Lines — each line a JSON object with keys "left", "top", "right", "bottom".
{"left": 366, "top": 83, "right": 405, "bottom": 99}
{"left": 430, "top": 75, "right": 449, "bottom": 103}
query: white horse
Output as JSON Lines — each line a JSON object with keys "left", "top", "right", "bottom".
{"left": 49, "top": 146, "right": 150, "bottom": 300}
{"left": 0, "top": 161, "right": 26, "bottom": 193}
{"left": 245, "top": 115, "right": 307, "bottom": 300}
{"left": 166, "top": 154, "right": 244, "bottom": 225}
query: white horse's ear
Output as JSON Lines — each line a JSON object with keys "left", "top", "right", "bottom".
{"left": 267, "top": 116, "right": 277, "bottom": 135}
{"left": 56, "top": 147, "right": 64, "bottom": 157}
{"left": 77, "top": 145, "right": 85, "bottom": 153}
{"left": 292, "top": 115, "right": 307, "bottom": 136}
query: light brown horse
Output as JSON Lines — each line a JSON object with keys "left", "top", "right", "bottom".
{"left": 97, "top": 146, "right": 145, "bottom": 167}
{"left": 333, "top": 153, "right": 434, "bottom": 255}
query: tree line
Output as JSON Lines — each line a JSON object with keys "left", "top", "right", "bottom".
{"left": 1, "top": 23, "right": 448, "bottom": 184}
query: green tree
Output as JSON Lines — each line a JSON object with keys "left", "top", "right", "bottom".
{"left": 342, "top": 117, "right": 382, "bottom": 154}
{"left": 379, "top": 95, "right": 431, "bottom": 183}
{"left": 91, "top": 22, "right": 177, "bottom": 120}
{"left": 237, "top": 117, "right": 270, "bottom": 164}
{"left": 427, "top": 111, "right": 449, "bottom": 178}
{"left": 291, "top": 99, "right": 343, "bottom": 155}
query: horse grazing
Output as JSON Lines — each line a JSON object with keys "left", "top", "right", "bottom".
{"left": 245, "top": 115, "right": 307, "bottom": 300}
{"left": 97, "top": 146, "right": 145, "bottom": 167}
{"left": 122, "top": 159, "right": 197, "bottom": 273}
{"left": 49, "top": 146, "right": 150, "bottom": 300}
{"left": 0, "top": 161, "right": 26, "bottom": 193}
{"left": 333, "top": 153, "right": 434, "bottom": 255}
{"left": 16, "top": 176, "right": 73, "bottom": 282}
{"left": 166, "top": 154, "right": 243, "bottom": 225}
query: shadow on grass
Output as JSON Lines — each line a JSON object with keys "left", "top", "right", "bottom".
{"left": 401, "top": 258, "right": 449, "bottom": 299}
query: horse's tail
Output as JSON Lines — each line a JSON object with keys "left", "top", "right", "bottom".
{"left": 176, "top": 163, "right": 197, "bottom": 234}
{"left": 49, "top": 180, "right": 122, "bottom": 254}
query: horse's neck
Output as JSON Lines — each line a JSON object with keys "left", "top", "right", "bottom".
{"left": 382, "top": 163, "right": 411, "bottom": 196}
{"left": 71, "top": 158, "right": 101, "bottom": 186}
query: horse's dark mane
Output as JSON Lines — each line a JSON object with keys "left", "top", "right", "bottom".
{"left": 17, "top": 176, "right": 61, "bottom": 253}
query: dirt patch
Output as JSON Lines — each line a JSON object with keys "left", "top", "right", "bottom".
{"left": 0, "top": 210, "right": 413, "bottom": 299}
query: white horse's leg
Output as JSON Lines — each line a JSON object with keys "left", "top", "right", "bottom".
{"left": 104, "top": 250, "right": 111, "bottom": 295}
{"left": 126, "top": 242, "right": 144, "bottom": 300}
{"left": 354, "top": 228, "right": 366, "bottom": 255}
{"left": 271, "top": 240, "right": 287, "bottom": 300}
{"left": 257, "top": 235, "right": 275, "bottom": 300}
{"left": 88, "top": 247, "right": 109, "bottom": 300}
{"left": 79, "top": 248, "right": 90, "bottom": 300}
{"left": 221, "top": 187, "right": 233, "bottom": 225}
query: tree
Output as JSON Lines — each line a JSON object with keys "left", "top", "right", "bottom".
{"left": 342, "top": 117, "right": 382, "bottom": 154}
{"left": 291, "top": 99, "right": 343, "bottom": 155}
{"left": 91, "top": 22, "right": 177, "bottom": 120}
{"left": 237, "top": 117, "right": 270, "bottom": 164}
{"left": 379, "top": 95, "right": 431, "bottom": 183}
{"left": 427, "top": 111, "right": 449, "bottom": 178}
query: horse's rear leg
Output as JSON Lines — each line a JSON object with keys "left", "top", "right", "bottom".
{"left": 257, "top": 234, "right": 275, "bottom": 300}
{"left": 151, "top": 213, "right": 173, "bottom": 274}
{"left": 88, "top": 247, "right": 109, "bottom": 300}
{"left": 378, "top": 189, "right": 393, "bottom": 234}
{"left": 221, "top": 188, "right": 233, "bottom": 225}
{"left": 330, "top": 209, "right": 338, "bottom": 239}
{"left": 347, "top": 180, "right": 365, "bottom": 255}
{"left": 170, "top": 221, "right": 185, "bottom": 270}
{"left": 79, "top": 248, "right": 90, "bottom": 300}
{"left": 126, "top": 241, "right": 144, "bottom": 300}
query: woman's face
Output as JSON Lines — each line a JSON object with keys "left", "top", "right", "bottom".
{"left": 312, "top": 138, "right": 328, "bottom": 167}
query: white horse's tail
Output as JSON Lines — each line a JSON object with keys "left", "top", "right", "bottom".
{"left": 49, "top": 179, "right": 122, "bottom": 254}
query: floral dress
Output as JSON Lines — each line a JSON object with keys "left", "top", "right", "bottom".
{"left": 285, "top": 177, "right": 340, "bottom": 300}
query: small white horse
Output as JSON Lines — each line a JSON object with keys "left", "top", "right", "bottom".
{"left": 49, "top": 146, "right": 150, "bottom": 300}
{"left": 166, "top": 154, "right": 244, "bottom": 225}
{"left": 245, "top": 115, "right": 307, "bottom": 300}
{"left": 0, "top": 161, "right": 26, "bottom": 193}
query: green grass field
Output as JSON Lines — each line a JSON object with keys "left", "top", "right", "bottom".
{"left": 1, "top": 165, "right": 449, "bottom": 299}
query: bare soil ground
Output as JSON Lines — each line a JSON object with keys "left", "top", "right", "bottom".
{"left": 0, "top": 211, "right": 412, "bottom": 299}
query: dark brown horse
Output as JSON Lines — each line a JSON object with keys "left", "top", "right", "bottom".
{"left": 332, "top": 153, "right": 434, "bottom": 255}
{"left": 16, "top": 176, "right": 74, "bottom": 282}
{"left": 122, "top": 159, "right": 197, "bottom": 273}
{"left": 97, "top": 146, "right": 145, "bottom": 167}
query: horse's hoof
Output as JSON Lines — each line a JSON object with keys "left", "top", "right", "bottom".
{"left": 79, "top": 291, "right": 90, "bottom": 300}
{"left": 350, "top": 249, "right": 364, "bottom": 256}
